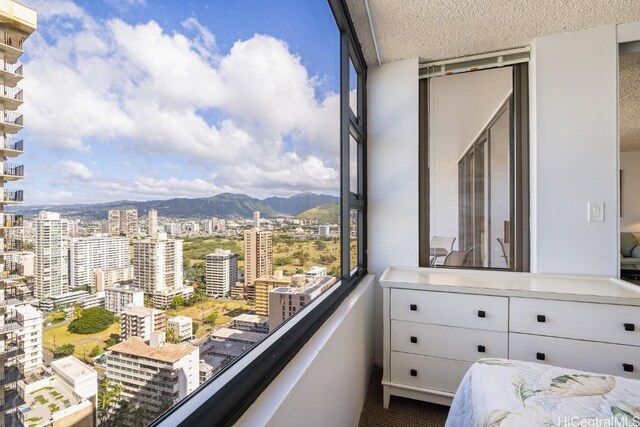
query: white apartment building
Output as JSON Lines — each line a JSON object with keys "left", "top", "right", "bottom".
{"left": 167, "top": 316, "right": 192, "bottom": 342}
{"left": 150, "top": 286, "right": 194, "bottom": 310}
{"left": 3, "top": 251, "right": 34, "bottom": 277}
{"left": 133, "top": 234, "right": 183, "bottom": 294}
{"left": 120, "top": 306, "right": 166, "bottom": 341}
{"left": 106, "top": 334, "right": 199, "bottom": 424}
{"left": 93, "top": 265, "right": 134, "bottom": 292}
{"left": 318, "top": 224, "right": 330, "bottom": 237}
{"left": 104, "top": 284, "right": 144, "bottom": 314}
{"left": 164, "top": 223, "right": 181, "bottom": 236}
{"left": 148, "top": 208, "right": 158, "bottom": 238}
{"left": 211, "top": 217, "right": 225, "bottom": 232}
{"left": 13, "top": 304, "right": 42, "bottom": 375}
{"left": 107, "top": 209, "right": 138, "bottom": 237}
{"left": 305, "top": 266, "right": 327, "bottom": 279}
{"left": 38, "top": 290, "right": 88, "bottom": 312}
{"left": 205, "top": 249, "right": 238, "bottom": 297}
{"left": 34, "top": 211, "right": 69, "bottom": 300}
{"left": 69, "top": 235, "right": 130, "bottom": 289}
{"left": 230, "top": 313, "right": 269, "bottom": 334}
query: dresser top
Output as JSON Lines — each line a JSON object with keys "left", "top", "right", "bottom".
{"left": 380, "top": 266, "right": 640, "bottom": 305}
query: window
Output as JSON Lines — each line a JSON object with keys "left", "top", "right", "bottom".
{"left": 419, "top": 64, "right": 528, "bottom": 271}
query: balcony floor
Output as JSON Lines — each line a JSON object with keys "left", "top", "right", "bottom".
{"left": 358, "top": 366, "right": 449, "bottom": 427}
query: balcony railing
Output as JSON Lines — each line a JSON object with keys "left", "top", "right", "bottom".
{"left": 0, "top": 366, "right": 21, "bottom": 385}
{"left": 4, "top": 138, "right": 22, "bottom": 152}
{"left": 2, "top": 33, "right": 24, "bottom": 51}
{"left": 1, "top": 261, "right": 23, "bottom": 279}
{"left": 0, "top": 321, "right": 19, "bottom": 334}
{"left": 2, "top": 112, "right": 22, "bottom": 126}
{"left": 2, "top": 164, "right": 23, "bottom": 178}
{"left": 4, "top": 239, "right": 23, "bottom": 252}
{"left": 1, "top": 214, "right": 23, "bottom": 228}
{"left": 0, "top": 390, "right": 24, "bottom": 411}
{"left": 0, "top": 87, "right": 22, "bottom": 101}
{"left": 3, "top": 190, "right": 23, "bottom": 202}
{"left": 0, "top": 61, "right": 22, "bottom": 76}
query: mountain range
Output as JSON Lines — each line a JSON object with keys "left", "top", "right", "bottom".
{"left": 7, "top": 192, "right": 339, "bottom": 220}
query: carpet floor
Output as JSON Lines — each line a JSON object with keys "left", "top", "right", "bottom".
{"left": 358, "top": 366, "right": 450, "bottom": 427}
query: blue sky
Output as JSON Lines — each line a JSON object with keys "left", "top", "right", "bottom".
{"left": 17, "top": 0, "right": 342, "bottom": 205}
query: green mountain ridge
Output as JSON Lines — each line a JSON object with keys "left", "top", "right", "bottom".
{"left": 296, "top": 203, "right": 340, "bottom": 224}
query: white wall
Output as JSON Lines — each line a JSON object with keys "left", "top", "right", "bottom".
{"left": 429, "top": 68, "right": 512, "bottom": 251}
{"left": 530, "top": 24, "right": 618, "bottom": 277}
{"left": 621, "top": 152, "right": 640, "bottom": 231}
{"left": 236, "top": 275, "right": 375, "bottom": 427}
{"left": 367, "top": 58, "right": 419, "bottom": 365}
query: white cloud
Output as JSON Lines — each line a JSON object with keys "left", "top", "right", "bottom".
{"left": 52, "top": 160, "right": 93, "bottom": 183}
{"left": 20, "top": 2, "right": 341, "bottom": 202}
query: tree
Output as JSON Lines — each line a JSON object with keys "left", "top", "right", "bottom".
{"left": 53, "top": 344, "right": 75, "bottom": 358}
{"left": 165, "top": 327, "right": 179, "bottom": 344}
{"left": 98, "top": 380, "right": 122, "bottom": 425}
{"left": 192, "top": 322, "right": 200, "bottom": 336}
{"left": 104, "top": 337, "right": 117, "bottom": 348}
{"left": 144, "top": 294, "right": 153, "bottom": 308}
{"left": 89, "top": 345, "right": 101, "bottom": 358}
{"left": 72, "top": 304, "right": 84, "bottom": 321}
{"left": 170, "top": 295, "right": 185, "bottom": 310}
{"left": 293, "top": 250, "right": 308, "bottom": 266}
{"left": 204, "top": 312, "right": 218, "bottom": 325}
{"left": 68, "top": 307, "right": 115, "bottom": 334}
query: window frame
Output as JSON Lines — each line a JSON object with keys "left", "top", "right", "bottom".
{"left": 150, "top": 0, "right": 367, "bottom": 425}
{"left": 418, "top": 64, "right": 529, "bottom": 271}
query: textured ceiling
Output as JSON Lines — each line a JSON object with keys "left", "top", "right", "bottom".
{"left": 346, "top": 0, "right": 640, "bottom": 65}
{"left": 620, "top": 51, "right": 640, "bottom": 152}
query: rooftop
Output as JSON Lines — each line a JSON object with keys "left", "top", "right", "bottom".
{"left": 121, "top": 305, "right": 164, "bottom": 317}
{"left": 0, "top": 0, "right": 37, "bottom": 34}
{"left": 50, "top": 356, "right": 96, "bottom": 382}
{"left": 271, "top": 277, "right": 337, "bottom": 296}
{"left": 210, "top": 327, "right": 267, "bottom": 344}
{"left": 110, "top": 337, "right": 197, "bottom": 363}
{"left": 105, "top": 284, "right": 143, "bottom": 294}
{"left": 232, "top": 313, "right": 268, "bottom": 324}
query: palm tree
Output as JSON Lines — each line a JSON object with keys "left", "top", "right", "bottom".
{"left": 97, "top": 380, "right": 122, "bottom": 425}
{"left": 72, "top": 304, "right": 84, "bottom": 321}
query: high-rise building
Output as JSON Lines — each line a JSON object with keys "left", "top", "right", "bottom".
{"left": 34, "top": 212, "right": 69, "bottom": 300}
{"left": 254, "top": 271, "right": 291, "bottom": 316}
{"left": 205, "top": 249, "right": 238, "bottom": 297}
{"left": 120, "top": 306, "right": 166, "bottom": 341}
{"left": 243, "top": 220, "right": 272, "bottom": 287}
{"left": 148, "top": 208, "right": 158, "bottom": 239}
{"left": 0, "top": 5, "right": 37, "bottom": 421}
{"left": 69, "top": 236, "right": 130, "bottom": 289}
{"left": 211, "top": 217, "right": 225, "bottom": 232}
{"left": 253, "top": 211, "right": 260, "bottom": 229}
{"left": 104, "top": 284, "right": 144, "bottom": 314}
{"left": 107, "top": 209, "right": 138, "bottom": 237}
{"left": 93, "top": 265, "right": 134, "bottom": 292}
{"left": 268, "top": 276, "right": 337, "bottom": 330}
{"left": 106, "top": 334, "right": 199, "bottom": 424}
{"left": 13, "top": 304, "right": 42, "bottom": 375}
{"left": 133, "top": 234, "right": 183, "bottom": 294}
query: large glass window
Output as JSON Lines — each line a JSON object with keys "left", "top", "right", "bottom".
{"left": 420, "top": 65, "right": 528, "bottom": 271}
{"left": 13, "top": 0, "right": 365, "bottom": 426}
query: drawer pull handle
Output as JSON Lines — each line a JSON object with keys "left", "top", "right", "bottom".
{"left": 624, "top": 323, "right": 635, "bottom": 332}
{"left": 410, "top": 304, "right": 417, "bottom": 311}
{"left": 537, "top": 315, "right": 546, "bottom": 323}
{"left": 410, "top": 369, "right": 417, "bottom": 377}
{"left": 477, "top": 310, "right": 486, "bottom": 318}
{"left": 477, "top": 345, "right": 486, "bottom": 353}
{"left": 623, "top": 363, "right": 634, "bottom": 373}
{"left": 536, "top": 352, "right": 546, "bottom": 361}
{"left": 410, "top": 336, "right": 417, "bottom": 344}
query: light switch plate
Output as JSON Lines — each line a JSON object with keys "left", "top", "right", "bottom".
{"left": 588, "top": 201, "right": 604, "bottom": 222}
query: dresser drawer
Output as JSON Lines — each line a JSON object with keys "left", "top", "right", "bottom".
{"left": 390, "top": 289, "right": 508, "bottom": 331}
{"left": 391, "top": 320, "right": 508, "bottom": 362}
{"left": 509, "top": 333, "right": 640, "bottom": 379}
{"left": 390, "top": 351, "right": 472, "bottom": 393}
{"left": 510, "top": 298, "right": 640, "bottom": 346}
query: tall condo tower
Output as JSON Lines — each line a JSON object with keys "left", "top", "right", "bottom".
{"left": 0, "top": 2, "right": 37, "bottom": 425}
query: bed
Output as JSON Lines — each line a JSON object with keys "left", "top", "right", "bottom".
{"left": 445, "top": 358, "right": 640, "bottom": 427}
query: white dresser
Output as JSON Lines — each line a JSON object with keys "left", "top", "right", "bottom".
{"left": 380, "top": 266, "right": 640, "bottom": 408}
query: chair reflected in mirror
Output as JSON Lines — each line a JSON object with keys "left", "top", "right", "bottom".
{"left": 430, "top": 236, "right": 456, "bottom": 266}
{"left": 497, "top": 237, "right": 509, "bottom": 267}
{"left": 443, "top": 248, "right": 474, "bottom": 267}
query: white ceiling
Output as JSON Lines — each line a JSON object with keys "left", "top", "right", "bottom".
{"left": 620, "top": 51, "right": 640, "bottom": 152}
{"left": 346, "top": 0, "right": 640, "bottom": 65}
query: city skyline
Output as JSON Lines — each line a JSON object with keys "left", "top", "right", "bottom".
{"left": 18, "top": 0, "right": 342, "bottom": 205}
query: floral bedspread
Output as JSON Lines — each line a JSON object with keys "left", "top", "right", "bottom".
{"left": 445, "top": 358, "right": 640, "bottom": 427}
